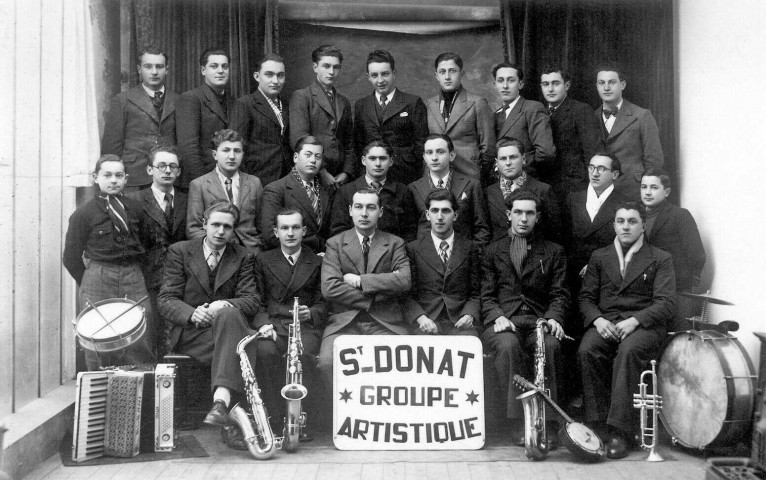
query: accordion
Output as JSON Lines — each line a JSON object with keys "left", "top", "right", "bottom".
{"left": 72, "top": 364, "right": 176, "bottom": 462}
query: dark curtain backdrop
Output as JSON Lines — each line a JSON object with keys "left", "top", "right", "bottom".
{"left": 500, "top": 0, "right": 676, "bottom": 183}
{"left": 128, "top": 0, "right": 279, "bottom": 98}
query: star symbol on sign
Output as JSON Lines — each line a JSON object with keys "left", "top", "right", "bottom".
{"left": 466, "top": 391, "right": 480, "bottom": 405}
{"left": 339, "top": 389, "right": 352, "bottom": 403}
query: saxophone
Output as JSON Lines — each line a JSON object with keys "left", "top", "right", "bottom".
{"left": 281, "top": 297, "right": 308, "bottom": 452}
{"left": 229, "top": 333, "right": 280, "bottom": 460}
{"left": 517, "top": 318, "right": 550, "bottom": 460}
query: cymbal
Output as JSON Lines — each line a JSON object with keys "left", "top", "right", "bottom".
{"left": 680, "top": 291, "right": 735, "bottom": 306}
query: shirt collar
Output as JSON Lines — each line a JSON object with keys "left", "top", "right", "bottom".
{"left": 365, "top": 174, "right": 386, "bottom": 187}
{"left": 216, "top": 166, "right": 240, "bottom": 185}
{"left": 431, "top": 231, "right": 455, "bottom": 252}
{"left": 504, "top": 95, "right": 522, "bottom": 111}
{"left": 203, "top": 238, "right": 226, "bottom": 259}
{"left": 429, "top": 170, "right": 451, "bottom": 187}
{"left": 355, "top": 229, "right": 376, "bottom": 246}
{"left": 281, "top": 248, "right": 302, "bottom": 264}
{"left": 602, "top": 99, "right": 624, "bottom": 112}
{"left": 142, "top": 84, "right": 165, "bottom": 98}
{"left": 588, "top": 182, "right": 615, "bottom": 200}
{"left": 150, "top": 184, "right": 175, "bottom": 208}
{"left": 376, "top": 88, "right": 396, "bottom": 103}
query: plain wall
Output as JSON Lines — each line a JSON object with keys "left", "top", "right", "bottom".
{"left": 675, "top": 0, "right": 766, "bottom": 360}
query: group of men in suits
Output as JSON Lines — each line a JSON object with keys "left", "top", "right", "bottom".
{"left": 78, "top": 42, "right": 706, "bottom": 458}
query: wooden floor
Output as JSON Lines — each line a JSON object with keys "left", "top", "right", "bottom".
{"left": 24, "top": 426, "right": 711, "bottom": 480}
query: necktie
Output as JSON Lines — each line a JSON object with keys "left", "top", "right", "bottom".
{"left": 153, "top": 91, "right": 164, "bottom": 115}
{"left": 326, "top": 89, "right": 336, "bottom": 115}
{"left": 164, "top": 193, "right": 173, "bottom": 225}
{"left": 288, "top": 255, "right": 295, "bottom": 266}
{"left": 548, "top": 106, "right": 556, "bottom": 116}
{"left": 604, "top": 107, "right": 618, "bottom": 119}
{"left": 505, "top": 105, "right": 512, "bottom": 119}
{"left": 305, "top": 182, "right": 321, "bottom": 221}
{"left": 510, "top": 235, "right": 528, "bottom": 276}
{"left": 101, "top": 194, "right": 129, "bottom": 235}
{"left": 208, "top": 250, "right": 220, "bottom": 270}
{"left": 380, "top": 94, "right": 388, "bottom": 108}
{"left": 439, "top": 240, "right": 449, "bottom": 265}
{"left": 437, "top": 179, "right": 444, "bottom": 189}
{"left": 225, "top": 178, "right": 234, "bottom": 203}
{"left": 362, "top": 235, "right": 370, "bottom": 272}
{"left": 369, "top": 180, "right": 382, "bottom": 192}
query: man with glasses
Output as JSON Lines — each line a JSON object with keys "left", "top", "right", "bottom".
{"left": 594, "top": 63, "right": 663, "bottom": 200}
{"left": 128, "top": 144, "right": 187, "bottom": 356}
{"left": 564, "top": 152, "right": 626, "bottom": 328}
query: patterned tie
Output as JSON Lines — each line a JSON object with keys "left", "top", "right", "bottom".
{"left": 439, "top": 240, "right": 449, "bottom": 265}
{"left": 100, "top": 194, "right": 129, "bottom": 235}
{"left": 548, "top": 105, "right": 556, "bottom": 116}
{"left": 164, "top": 193, "right": 173, "bottom": 225}
{"left": 326, "top": 89, "right": 336, "bottom": 115}
{"left": 380, "top": 94, "right": 388, "bottom": 108}
{"left": 362, "top": 235, "right": 370, "bottom": 272}
{"left": 225, "top": 178, "right": 234, "bottom": 203}
{"left": 510, "top": 235, "right": 528, "bottom": 276}
{"left": 208, "top": 250, "right": 220, "bottom": 270}
{"left": 305, "top": 183, "right": 321, "bottom": 222}
{"left": 437, "top": 179, "right": 445, "bottom": 189}
{"left": 152, "top": 91, "right": 164, "bottom": 115}
{"left": 369, "top": 180, "right": 382, "bottom": 192}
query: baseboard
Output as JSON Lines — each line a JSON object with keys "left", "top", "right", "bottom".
{"left": 1, "top": 381, "right": 75, "bottom": 480}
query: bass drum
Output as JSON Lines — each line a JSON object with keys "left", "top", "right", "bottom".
{"left": 658, "top": 330, "right": 756, "bottom": 449}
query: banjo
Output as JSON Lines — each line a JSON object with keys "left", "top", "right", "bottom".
{"left": 514, "top": 374, "right": 606, "bottom": 462}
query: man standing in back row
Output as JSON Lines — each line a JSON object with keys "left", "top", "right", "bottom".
{"left": 594, "top": 63, "right": 663, "bottom": 200}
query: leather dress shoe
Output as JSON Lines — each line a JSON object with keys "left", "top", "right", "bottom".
{"left": 606, "top": 435, "right": 630, "bottom": 459}
{"left": 204, "top": 400, "right": 231, "bottom": 427}
{"left": 299, "top": 430, "right": 314, "bottom": 443}
{"left": 221, "top": 425, "right": 248, "bottom": 451}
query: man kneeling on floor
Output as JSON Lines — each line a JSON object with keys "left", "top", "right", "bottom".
{"left": 158, "top": 201, "right": 259, "bottom": 450}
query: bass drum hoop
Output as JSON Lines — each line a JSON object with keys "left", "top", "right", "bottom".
{"left": 658, "top": 330, "right": 755, "bottom": 449}
{"left": 74, "top": 298, "right": 146, "bottom": 353}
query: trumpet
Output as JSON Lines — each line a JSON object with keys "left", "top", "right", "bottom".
{"left": 632, "top": 359, "right": 665, "bottom": 462}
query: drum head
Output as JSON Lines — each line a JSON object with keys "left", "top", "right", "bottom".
{"left": 658, "top": 331, "right": 727, "bottom": 448}
{"left": 76, "top": 299, "right": 144, "bottom": 343}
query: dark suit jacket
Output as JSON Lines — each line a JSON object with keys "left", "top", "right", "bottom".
{"left": 426, "top": 88, "right": 496, "bottom": 179}
{"left": 158, "top": 239, "right": 259, "bottom": 350}
{"left": 404, "top": 234, "right": 481, "bottom": 325}
{"left": 127, "top": 188, "right": 187, "bottom": 290}
{"left": 260, "top": 173, "right": 334, "bottom": 252}
{"left": 564, "top": 188, "right": 627, "bottom": 275}
{"left": 486, "top": 176, "right": 561, "bottom": 244}
{"left": 289, "top": 83, "right": 355, "bottom": 177}
{"left": 353, "top": 90, "right": 429, "bottom": 185}
{"left": 175, "top": 84, "right": 234, "bottom": 188}
{"left": 408, "top": 173, "right": 490, "bottom": 247}
{"left": 330, "top": 176, "right": 418, "bottom": 242}
{"left": 101, "top": 85, "right": 179, "bottom": 187}
{"left": 595, "top": 99, "right": 664, "bottom": 197}
{"left": 230, "top": 90, "right": 292, "bottom": 187}
{"left": 579, "top": 240, "right": 675, "bottom": 331}
{"left": 646, "top": 201, "right": 705, "bottom": 292}
{"left": 494, "top": 96, "right": 556, "bottom": 180}
{"left": 548, "top": 96, "right": 602, "bottom": 193}
{"left": 187, "top": 170, "right": 264, "bottom": 252}
{"left": 252, "top": 246, "right": 326, "bottom": 336}
{"left": 321, "top": 229, "right": 411, "bottom": 337}
{"left": 481, "top": 235, "right": 570, "bottom": 326}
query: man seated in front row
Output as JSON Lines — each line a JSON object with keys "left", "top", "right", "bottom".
{"left": 253, "top": 209, "right": 325, "bottom": 439}
{"left": 577, "top": 201, "right": 675, "bottom": 459}
{"left": 481, "top": 190, "right": 570, "bottom": 446}
{"left": 405, "top": 189, "right": 481, "bottom": 336}
{"left": 318, "top": 188, "right": 411, "bottom": 394}
{"left": 158, "top": 201, "right": 259, "bottom": 450}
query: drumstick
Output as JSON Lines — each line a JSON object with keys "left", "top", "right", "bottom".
{"left": 83, "top": 296, "right": 120, "bottom": 336}
{"left": 90, "top": 295, "right": 148, "bottom": 337}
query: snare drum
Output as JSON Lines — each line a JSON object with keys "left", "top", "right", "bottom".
{"left": 74, "top": 298, "right": 146, "bottom": 352}
{"left": 658, "top": 330, "right": 756, "bottom": 449}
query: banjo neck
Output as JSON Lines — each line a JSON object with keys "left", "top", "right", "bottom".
{"left": 513, "top": 374, "right": 574, "bottom": 424}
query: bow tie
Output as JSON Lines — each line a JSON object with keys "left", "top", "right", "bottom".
{"left": 603, "top": 107, "right": 618, "bottom": 119}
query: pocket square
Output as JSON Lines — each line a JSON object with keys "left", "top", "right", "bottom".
{"left": 400, "top": 112, "right": 409, "bottom": 117}
{"left": 461, "top": 192, "right": 468, "bottom": 200}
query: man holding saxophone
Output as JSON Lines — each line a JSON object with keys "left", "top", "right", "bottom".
{"left": 480, "top": 189, "right": 570, "bottom": 447}
{"left": 253, "top": 209, "right": 326, "bottom": 442}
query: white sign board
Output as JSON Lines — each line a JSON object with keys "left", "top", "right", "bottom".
{"left": 333, "top": 335, "right": 485, "bottom": 450}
